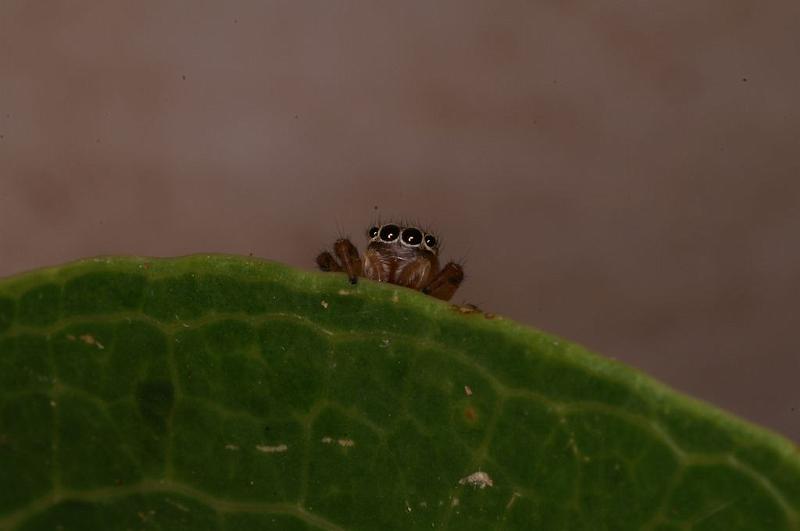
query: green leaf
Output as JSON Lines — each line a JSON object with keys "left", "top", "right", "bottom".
{"left": 0, "top": 255, "right": 798, "bottom": 531}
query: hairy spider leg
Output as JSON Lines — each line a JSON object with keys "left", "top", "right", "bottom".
{"left": 421, "top": 262, "right": 464, "bottom": 301}
{"left": 334, "top": 238, "right": 362, "bottom": 284}
{"left": 316, "top": 251, "right": 342, "bottom": 272}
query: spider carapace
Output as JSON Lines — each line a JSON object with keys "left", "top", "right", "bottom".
{"left": 316, "top": 223, "right": 464, "bottom": 301}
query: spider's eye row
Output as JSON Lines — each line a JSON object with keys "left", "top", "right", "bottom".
{"left": 379, "top": 224, "right": 400, "bottom": 242}
{"left": 401, "top": 228, "right": 423, "bottom": 246}
{"left": 368, "top": 226, "right": 379, "bottom": 238}
{"left": 424, "top": 234, "right": 437, "bottom": 248}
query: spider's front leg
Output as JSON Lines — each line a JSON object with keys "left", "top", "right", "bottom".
{"left": 421, "top": 262, "right": 464, "bottom": 301}
{"left": 316, "top": 238, "right": 363, "bottom": 284}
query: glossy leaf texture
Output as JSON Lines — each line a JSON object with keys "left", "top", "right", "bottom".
{"left": 0, "top": 256, "right": 798, "bottom": 531}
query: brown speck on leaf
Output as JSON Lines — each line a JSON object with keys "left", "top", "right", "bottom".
{"left": 452, "top": 303, "right": 498, "bottom": 319}
{"left": 137, "top": 510, "right": 156, "bottom": 522}
{"left": 464, "top": 407, "right": 477, "bottom": 422}
{"left": 79, "top": 334, "right": 104, "bottom": 350}
{"left": 453, "top": 303, "right": 482, "bottom": 315}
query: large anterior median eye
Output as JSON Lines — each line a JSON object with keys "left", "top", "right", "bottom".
{"left": 401, "top": 227, "right": 423, "bottom": 247}
{"left": 379, "top": 224, "right": 400, "bottom": 242}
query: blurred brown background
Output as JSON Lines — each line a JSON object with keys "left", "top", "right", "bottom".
{"left": 1, "top": 2, "right": 798, "bottom": 440}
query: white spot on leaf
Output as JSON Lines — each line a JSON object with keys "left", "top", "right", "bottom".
{"left": 165, "top": 498, "right": 189, "bottom": 512}
{"left": 321, "top": 436, "right": 355, "bottom": 448}
{"left": 459, "top": 471, "right": 494, "bottom": 489}
{"left": 256, "top": 444, "right": 288, "bottom": 453}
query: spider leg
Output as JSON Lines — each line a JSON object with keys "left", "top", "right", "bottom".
{"left": 316, "top": 251, "right": 342, "bottom": 272}
{"left": 421, "top": 262, "right": 464, "bottom": 301}
{"left": 334, "top": 238, "right": 363, "bottom": 284}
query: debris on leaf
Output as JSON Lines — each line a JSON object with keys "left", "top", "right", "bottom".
{"left": 506, "top": 492, "right": 521, "bottom": 509}
{"left": 256, "top": 444, "right": 288, "bottom": 453}
{"left": 459, "top": 471, "right": 493, "bottom": 489}
{"left": 79, "top": 334, "right": 104, "bottom": 349}
{"left": 321, "top": 436, "right": 355, "bottom": 448}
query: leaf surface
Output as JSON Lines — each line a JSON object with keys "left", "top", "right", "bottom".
{"left": 0, "top": 255, "right": 798, "bottom": 530}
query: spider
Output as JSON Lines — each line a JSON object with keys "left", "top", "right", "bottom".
{"left": 316, "top": 223, "right": 464, "bottom": 301}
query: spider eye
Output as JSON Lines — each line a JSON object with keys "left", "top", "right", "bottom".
{"left": 424, "top": 234, "right": 437, "bottom": 248}
{"left": 379, "top": 224, "right": 400, "bottom": 242}
{"left": 368, "top": 226, "right": 379, "bottom": 238}
{"left": 401, "top": 227, "right": 423, "bottom": 246}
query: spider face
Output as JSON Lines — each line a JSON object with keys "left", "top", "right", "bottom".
{"left": 316, "top": 223, "right": 463, "bottom": 301}
{"left": 368, "top": 224, "right": 438, "bottom": 253}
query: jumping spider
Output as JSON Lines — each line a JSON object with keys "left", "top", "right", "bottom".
{"left": 316, "top": 224, "right": 464, "bottom": 301}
